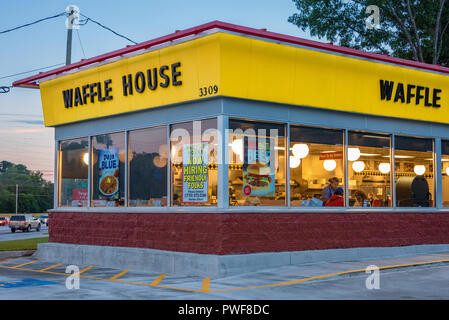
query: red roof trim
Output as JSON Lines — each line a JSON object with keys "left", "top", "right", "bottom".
{"left": 12, "top": 20, "right": 449, "bottom": 88}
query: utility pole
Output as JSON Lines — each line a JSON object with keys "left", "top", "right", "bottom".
{"left": 15, "top": 184, "right": 18, "bottom": 214}
{"left": 65, "top": 5, "right": 79, "bottom": 65}
{"left": 66, "top": 9, "right": 74, "bottom": 65}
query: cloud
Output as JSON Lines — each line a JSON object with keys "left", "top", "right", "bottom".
{"left": 0, "top": 128, "right": 50, "bottom": 133}
{"left": 0, "top": 113, "right": 42, "bottom": 118}
{"left": 8, "top": 119, "right": 44, "bottom": 125}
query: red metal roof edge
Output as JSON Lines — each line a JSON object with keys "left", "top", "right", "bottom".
{"left": 12, "top": 20, "right": 449, "bottom": 88}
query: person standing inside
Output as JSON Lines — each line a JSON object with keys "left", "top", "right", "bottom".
{"left": 321, "top": 177, "right": 340, "bottom": 204}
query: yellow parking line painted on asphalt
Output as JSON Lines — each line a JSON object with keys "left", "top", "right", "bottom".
{"left": 109, "top": 270, "right": 129, "bottom": 280}
{"left": 208, "top": 259, "right": 449, "bottom": 293}
{"left": 150, "top": 274, "right": 166, "bottom": 286}
{"left": 71, "top": 266, "right": 94, "bottom": 277}
{"left": 11, "top": 260, "right": 38, "bottom": 268}
{"left": 2, "top": 258, "right": 449, "bottom": 294}
{"left": 39, "top": 263, "right": 63, "bottom": 272}
{"left": 202, "top": 278, "right": 210, "bottom": 292}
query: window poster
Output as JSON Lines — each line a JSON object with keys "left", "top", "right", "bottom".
{"left": 72, "top": 189, "right": 88, "bottom": 206}
{"left": 98, "top": 148, "right": 119, "bottom": 199}
{"left": 182, "top": 142, "right": 208, "bottom": 203}
{"left": 243, "top": 136, "right": 275, "bottom": 197}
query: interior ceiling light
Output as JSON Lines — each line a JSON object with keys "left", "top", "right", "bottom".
{"left": 352, "top": 161, "right": 365, "bottom": 172}
{"left": 382, "top": 155, "right": 415, "bottom": 159}
{"left": 378, "top": 162, "right": 391, "bottom": 174}
{"left": 323, "top": 159, "right": 337, "bottom": 171}
{"left": 82, "top": 152, "right": 89, "bottom": 165}
{"left": 292, "top": 143, "right": 309, "bottom": 158}
{"left": 414, "top": 165, "right": 426, "bottom": 175}
{"left": 348, "top": 147, "right": 361, "bottom": 161}
{"left": 359, "top": 153, "right": 381, "bottom": 157}
{"left": 289, "top": 156, "right": 301, "bottom": 168}
{"left": 231, "top": 139, "right": 243, "bottom": 156}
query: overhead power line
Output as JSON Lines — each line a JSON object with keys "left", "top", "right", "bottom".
{"left": 0, "top": 12, "right": 66, "bottom": 35}
{"left": 76, "top": 29, "right": 86, "bottom": 58}
{"left": 0, "top": 63, "right": 65, "bottom": 81}
{"left": 79, "top": 13, "right": 137, "bottom": 44}
{"left": 0, "top": 10, "right": 137, "bottom": 44}
{"left": 0, "top": 10, "right": 137, "bottom": 94}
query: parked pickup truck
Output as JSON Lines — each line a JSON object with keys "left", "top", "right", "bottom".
{"left": 9, "top": 215, "right": 41, "bottom": 233}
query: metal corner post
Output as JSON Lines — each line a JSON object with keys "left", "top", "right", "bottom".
{"left": 218, "top": 114, "right": 229, "bottom": 209}
{"left": 54, "top": 141, "right": 59, "bottom": 209}
{"left": 286, "top": 123, "right": 291, "bottom": 207}
{"left": 344, "top": 128, "right": 349, "bottom": 207}
{"left": 166, "top": 125, "right": 171, "bottom": 207}
{"left": 391, "top": 134, "right": 396, "bottom": 208}
{"left": 88, "top": 136, "right": 92, "bottom": 207}
{"left": 124, "top": 130, "right": 129, "bottom": 207}
{"left": 435, "top": 137, "right": 442, "bottom": 208}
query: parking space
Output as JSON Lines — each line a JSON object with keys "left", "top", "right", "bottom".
{"left": 2, "top": 253, "right": 449, "bottom": 299}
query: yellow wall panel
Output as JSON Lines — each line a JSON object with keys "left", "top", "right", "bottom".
{"left": 40, "top": 34, "right": 221, "bottom": 126}
{"left": 40, "top": 32, "right": 449, "bottom": 127}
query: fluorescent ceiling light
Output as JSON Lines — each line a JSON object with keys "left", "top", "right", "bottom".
{"left": 382, "top": 155, "right": 415, "bottom": 159}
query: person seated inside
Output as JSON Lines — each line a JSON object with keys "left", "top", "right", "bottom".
{"left": 321, "top": 177, "right": 340, "bottom": 204}
{"left": 353, "top": 190, "right": 368, "bottom": 207}
{"left": 172, "top": 194, "right": 181, "bottom": 206}
{"left": 325, "top": 187, "right": 344, "bottom": 207}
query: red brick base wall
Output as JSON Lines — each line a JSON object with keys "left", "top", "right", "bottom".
{"left": 48, "top": 211, "right": 449, "bottom": 255}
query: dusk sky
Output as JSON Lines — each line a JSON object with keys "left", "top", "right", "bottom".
{"left": 0, "top": 0, "right": 312, "bottom": 182}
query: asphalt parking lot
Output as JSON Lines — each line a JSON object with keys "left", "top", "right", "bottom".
{"left": 2, "top": 252, "right": 449, "bottom": 300}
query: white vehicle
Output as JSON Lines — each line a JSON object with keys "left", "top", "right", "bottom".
{"left": 9, "top": 215, "right": 41, "bottom": 233}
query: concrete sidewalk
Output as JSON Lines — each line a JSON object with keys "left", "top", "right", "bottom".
{"left": 2, "top": 248, "right": 449, "bottom": 299}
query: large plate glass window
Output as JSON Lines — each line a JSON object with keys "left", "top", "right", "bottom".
{"left": 395, "top": 136, "right": 434, "bottom": 207}
{"left": 441, "top": 140, "right": 449, "bottom": 207}
{"left": 170, "top": 119, "right": 218, "bottom": 206}
{"left": 348, "top": 131, "right": 392, "bottom": 207}
{"left": 92, "top": 132, "right": 125, "bottom": 207}
{"left": 228, "top": 119, "right": 286, "bottom": 206}
{"left": 128, "top": 126, "right": 168, "bottom": 207}
{"left": 289, "top": 126, "right": 344, "bottom": 207}
{"left": 58, "top": 137, "right": 89, "bottom": 207}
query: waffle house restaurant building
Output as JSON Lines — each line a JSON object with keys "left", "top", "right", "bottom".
{"left": 14, "top": 22, "right": 449, "bottom": 273}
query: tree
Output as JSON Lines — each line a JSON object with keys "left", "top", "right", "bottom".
{"left": 0, "top": 161, "right": 13, "bottom": 173}
{"left": 288, "top": 0, "right": 449, "bottom": 66}
{"left": 0, "top": 162, "right": 53, "bottom": 213}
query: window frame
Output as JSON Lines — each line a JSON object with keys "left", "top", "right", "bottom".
{"left": 54, "top": 117, "right": 445, "bottom": 212}
{"left": 228, "top": 117, "right": 288, "bottom": 207}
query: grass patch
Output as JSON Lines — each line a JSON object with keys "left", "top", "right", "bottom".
{"left": 0, "top": 237, "right": 48, "bottom": 251}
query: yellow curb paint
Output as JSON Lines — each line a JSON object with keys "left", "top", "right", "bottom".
{"left": 109, "top": 270, "right": 129, "bottom": 280}
{"left": 202, "top": 278, "right": 210, "bottom": 292}
{"left": 11, "top": 260, "right": 38, "bottom": 268}
{"left": 39, "top": 263, "right": 63, "bottom": 272}
{"left": 150, "top": 274, "right": 166, "bottom": 286}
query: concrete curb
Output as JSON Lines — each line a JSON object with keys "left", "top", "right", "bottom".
{"left": 33, "top": 243, "right": 449, "bottom": 278}
{"left": 0, "top": 250, "right": 36, "bottom": 260}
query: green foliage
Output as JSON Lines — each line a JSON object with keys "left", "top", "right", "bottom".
{"left": 289, "top": 0, "right": 449, "bottom": 66}
{"left": 0, "top": 162, "right": 53, "bottom": 213}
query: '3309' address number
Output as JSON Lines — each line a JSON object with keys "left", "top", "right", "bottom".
{"left": 199, "top": 85, "right": 218, "bottom": 97}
